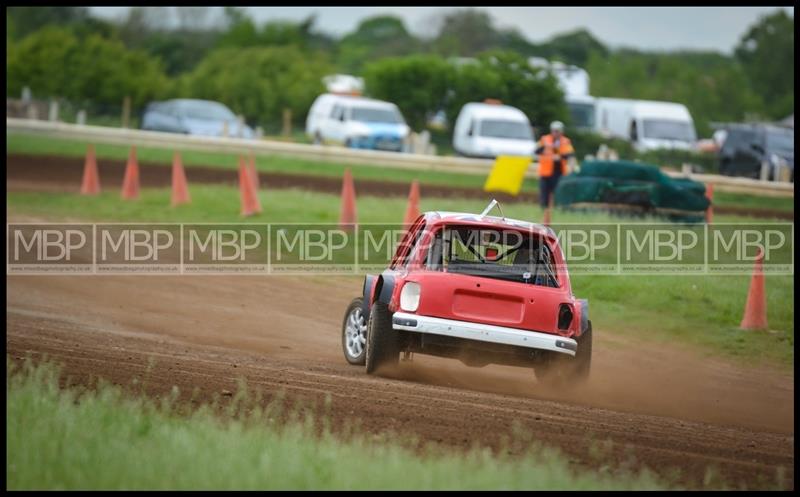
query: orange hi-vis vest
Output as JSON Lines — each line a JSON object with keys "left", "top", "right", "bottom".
{"left": 537, "top": 134, "right": 574, "bottom": 177}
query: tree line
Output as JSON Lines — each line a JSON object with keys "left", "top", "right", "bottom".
{"left": 6, "top": 7, "right": 794, "bottom": 138}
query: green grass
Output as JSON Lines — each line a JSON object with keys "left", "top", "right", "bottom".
{"left": 6, "top": 186, "right": 794, "bottom": 368}
{"left": 713, "top": 190, "right": 794, "bottom": 213}
{"left": 8, "top": 131, "right": 795, "bottom": 214}
{"left": 7, "top": 131, "right": 534, "bottom": 191}
{"left": 7, "top": 358, "right": 670, "bottom": 490}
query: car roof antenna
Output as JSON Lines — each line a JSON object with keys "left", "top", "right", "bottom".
{"left": 480, "top": 199, "right": 505, "bottom": 220}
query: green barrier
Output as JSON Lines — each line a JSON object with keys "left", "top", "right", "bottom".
{"left": 555, "top": 160, "right": 710, "bottom": 223}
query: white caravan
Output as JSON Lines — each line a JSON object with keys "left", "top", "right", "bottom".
{"left": 452, "top": 102, "right": 536, "bottom": 159}
{"left": 565, "top": 94, "right": 597, "bottom": 131}
{"left": 594, "top": 98, "right": 697, "bottom": 152}
{"left": 529, "top": 58, "right": 597, "bottom": 132}
{"left": 528, "top": 57, "right": 591, "bottom": 97}
{"left": 305, "top": 94, "right": 410, "bottom": 152}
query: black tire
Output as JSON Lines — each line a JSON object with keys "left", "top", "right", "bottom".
{"left": 341, "top": 297, "right": 367, "bottom": 365}
{"left": 365, "top": 301, "right": 399, "bottom": 374}
{"left": 535, "top": 321, "right": 592, "bottom": 386}
{"left": 572, "top": 320, "right": 592, "bottom": 381}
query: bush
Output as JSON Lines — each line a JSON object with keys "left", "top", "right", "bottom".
{"left": 446, "top": 51, "right": 568, "bottom": 129}
{"left": 425, "top": 126, "right": 456, "bottom": 156}
{"left": 364, "top": 55, "right": 454, "bottom": 131}
{"left": 7, "top": 26, "right": 168, "bottom": 110}
{"left": 180, "top": 46, "right": 331, "bottom": 128}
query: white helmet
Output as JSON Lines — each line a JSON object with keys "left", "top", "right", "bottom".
{"left": 550, "top": 120, "right": 564, "bottom": 132}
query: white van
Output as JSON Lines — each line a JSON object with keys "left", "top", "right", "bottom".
{"left": 305, "top": 94, "right": 410, "bottom": 152}
{"left": 595, "top": 98, "right": 697, "bottom": 152}
{"left": 565, "top": 94, "right": 597, "bottom": 131}
{"left": 452, "top": 102, "right": 535, "bottom": 158}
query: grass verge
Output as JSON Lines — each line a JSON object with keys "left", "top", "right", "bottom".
{"left": 7, "top": 131, "right": 795, "bottom": 214}
{"left": 7, "top": 131, "right": 532, "bottom": 191}
{"left": 7, "top": 357, "right": 669, "bottom": 490}
{"left": 6, "top": 186, "right": 794, "bottom": 368}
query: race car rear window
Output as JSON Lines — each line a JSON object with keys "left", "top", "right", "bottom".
{"left": 425, "top": 226, "right": 559, "bottom": 287}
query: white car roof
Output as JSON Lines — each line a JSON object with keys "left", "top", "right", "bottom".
{"left": 631, "top": 100, "right": 692, "bottom": 120}
{"left": 461, "top": 103, "right": 530, "bottom": 122}
{"left": 318, "top": 93, "right": 398, "bottom": 110}
{"left": 598, "top": 97, "right": 692, "bottom": 121}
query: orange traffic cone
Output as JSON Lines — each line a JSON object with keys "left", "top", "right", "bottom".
{"left": 171, "top": 151, "right": 191, "bottom": 206}
{"left": 705, "top": 183, "right": 714, "bottom": 224}
{"left": 80, "top": 144, "right": 100, "bottom": 195}
{"left": 339, "top": 168, "right": 358, "bottom": 231}
{"left": 402, "top": 180, "right": 421, "bottom": 227}
{"left": 238, "top": 158, "right": 260, "bottom": 216}
{"left": 740, "top": 248, "right": 768, "bottom": 330}
{"left": 248, "top": 154, "right": 260, "bottom": 192}
{"left": 247, "top": 157, "right": 262, "bottom": 214}
{"left": 121, "top": 145, "right": 140, "bottom": 200}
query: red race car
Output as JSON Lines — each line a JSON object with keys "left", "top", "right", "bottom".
{"left": 341, "top": 200, "right": 592, "bottom": 385}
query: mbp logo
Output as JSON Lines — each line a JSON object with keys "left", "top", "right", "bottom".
{"left": 552, "top": 224, "right": 618, "bottom": 275}
{"left": 711, "top": 228, "right": 787, "bottom": 261}
{"left": 275, "top": 228, "right": 349, "bottom": 261}
{"left": 626, "top": 228, "right": 700, "bottom": 261}
{"left": 621, "top": 224, "right": 705, "bottom": 273}
{"left": 96, "top": 225, "right": 180, "bottom": 273}
{"left": 183, "top": 225, "right": 268, "bottom": 272}
{"left": 709, "top": 224, "right": 793, "bottom": 274}
{"left": 7, "top": 224, "right": 93, "bottom": 272}
{"left": 100, "top": 230, "right": 174, "bottom": 261}
{"left": 187, "top": 228, "right": 263, "bottom": 261}
{"left": 270, "top": 224, "right": 357, "bottom": 274}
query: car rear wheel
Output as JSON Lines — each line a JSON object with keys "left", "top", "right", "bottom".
{"left": 365, "top": 301, "right": 399, "bottom": 374}
{"left": 534, "top": 321, "right": 592, "bottom": 386}
{"left": 342, "top": 297, "right": 367, "bottom": 365}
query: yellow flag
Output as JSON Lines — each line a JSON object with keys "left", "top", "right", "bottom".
{"left": 483, "top": 155, "right": 531, "bottom": 196}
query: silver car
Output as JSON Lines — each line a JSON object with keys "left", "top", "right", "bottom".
{"left": 141, "top": 99, "right": 255, "bottom": 139}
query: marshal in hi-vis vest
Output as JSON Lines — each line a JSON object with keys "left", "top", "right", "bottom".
{"left": 537, "top": 134, "right": 574, "bottom": 177}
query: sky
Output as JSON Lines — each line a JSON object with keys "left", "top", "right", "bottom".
{"left": 90, "top": 6, "right": 793, "bottom": 54}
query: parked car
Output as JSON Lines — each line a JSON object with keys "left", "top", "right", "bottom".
{"left": 594, "top": 98, "right": 697, "bottom": 152}
{"left": 141, "top": 99, "right": 254, "bottom": 139}
{"left": 305, "top": 94, "right": 410, "bottom": 152}
{"left": 341, "top": 201, "right": 592, "bottom": 385}
{"left": 718, "top": 123, "right": 794, "bottom": 181}
{"left": 452, "top": 101, "right": 536, "bottom": 158}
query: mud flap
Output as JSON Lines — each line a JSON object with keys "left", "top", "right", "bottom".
{"left": 361, "top": 275, "right": 376, "bottom": 319}
{"left": 361, "top": 273, "right": 396, "bottom": 317}
{"left": 377, "top": 274, "right": 395, "bottom": 305}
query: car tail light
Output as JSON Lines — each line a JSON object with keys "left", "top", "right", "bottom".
{"left": 558, "top": 304, "right": 573, "bottom": 330}
{"left": 400, "top": 282, "right": 421, "bottom": 312}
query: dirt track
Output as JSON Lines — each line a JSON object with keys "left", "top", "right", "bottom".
{"left": 6, "top": 153, "right": 794, "bottom": 220}
{"left": 6, "top": 273, "right": 794, "bottom": 489}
